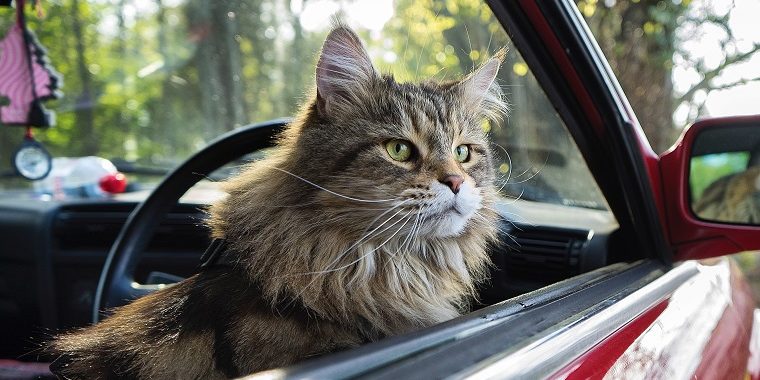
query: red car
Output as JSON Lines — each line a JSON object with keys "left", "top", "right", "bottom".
{"left": 0, "top": 0, "right": 758, "bottom": 378}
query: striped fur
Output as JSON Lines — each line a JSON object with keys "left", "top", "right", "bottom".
{"left": 51, "top": 25, "right": 507, "bottom": 379}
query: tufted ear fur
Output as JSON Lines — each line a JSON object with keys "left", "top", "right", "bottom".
{"left": 315, "top": 25, "right": 378, "bottom": 116}
{"left": 457, "top": 49, "right": 509, "bottom": 122}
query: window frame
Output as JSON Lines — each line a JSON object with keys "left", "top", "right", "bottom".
{"left": 486, "top": 0, "right": 670, "bottom": 263}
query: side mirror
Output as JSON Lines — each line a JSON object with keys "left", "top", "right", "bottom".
{"left": 660, "top": 115, "right": 760, "bottom": 261}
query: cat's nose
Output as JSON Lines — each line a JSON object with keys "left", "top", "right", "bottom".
{"left": 440, "top": 175, "right": 464, "bottom": 194}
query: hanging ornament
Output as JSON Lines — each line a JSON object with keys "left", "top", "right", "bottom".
{"left": 13, "top": 126, "right": 51, "bottom": 180}
{"left": 0, "top": 0, "right": 62, "bottom": 180}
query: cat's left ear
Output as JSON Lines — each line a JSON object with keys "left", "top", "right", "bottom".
{"left": 315, "top": 25, "right": 378, "bottom": 117}
{"left": 458, "top": 49, "right": 508, "bottom": 120}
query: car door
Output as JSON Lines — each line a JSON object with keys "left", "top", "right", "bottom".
{"left": 240, "top": 1, "right": 757, "bottom": 378}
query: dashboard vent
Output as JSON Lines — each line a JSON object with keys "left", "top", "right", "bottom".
{"left": 503, "top": 223, "right": 591, "bottom": 282}
{"left": 52, "top": 203, "right": 209, "bottom": 252}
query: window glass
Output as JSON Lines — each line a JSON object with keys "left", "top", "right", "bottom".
{"left": 0, "top": 0, "right": 608, "bottom": 211}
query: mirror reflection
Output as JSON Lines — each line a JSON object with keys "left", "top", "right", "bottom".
{"left": 690, "top": 125, "right": 760, "bottom": 224}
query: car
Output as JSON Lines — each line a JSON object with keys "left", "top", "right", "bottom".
{"left": 0, "top": 0, "right": 759, "bottom": 379}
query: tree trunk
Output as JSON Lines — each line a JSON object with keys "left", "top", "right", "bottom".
{"left": 281, "top": 0, "right": 308, "bottom": 115}
{"left": 586, "top": 1, "right": 682, "bottom": 153}
{"left": 70, "top": 0, "right": 96, "bottom": 155}
{"left": 186, "top": 0, "right": 247, "bottom": 139}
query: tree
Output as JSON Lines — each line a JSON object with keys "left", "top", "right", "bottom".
{"left": 579, "top": 0, "right": 760, "bottom": 153}
{"left": 185, "top": 0, "right": 248, "bottom": 139}
{"left": 69, "top": 0, "right": 97, "bottom": 155}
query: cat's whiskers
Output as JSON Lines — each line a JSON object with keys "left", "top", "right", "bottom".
{"left": 502, "top": 161, "right": 546, "bottom": 185}
{"left": 490, "top": 142, "right": 515, "bottom": 193}
{"left": 303, "top": 201, "right": 412, "bottom": 276}
{"left": 289, "top": 199, "right": 411, "bottom": 284}
{"left": 324, "top": 178, "right": 399, "bottom": 199}
{"left": 308, "top": 208, "right": 415, "bottom": 277}
{"left": 414, "top": 205, "right": 434, "bottom": 252}
{"left": 490, "top": 142, "right": 548, "bottom": 200}
{"left": 500, "top": 187, "right": 525, "bottom": 205}
{"left": 300, "top": 204, "right": 426, "bottom": 302}
{"left": 280, "top": 203, "right": 414, "bottom": 313}
{"left": 385, "top": 203, "right": 431, "bottom": 275}
{"left": 407, "top": 205, "right": 429, "bottom": 252}
{"left": 471, "top": 212, "right": 517, "bottom": 247}
{"left": 384, "top": 204, "right": 426, "bottom": 271}
{"left": 490, "top": 212, "right": 528, "bottom": 227}
{"left": 494, "top": 155, "right": 550, "bottom": 197}
{"left": 267, "top": 166, "right": 399, "bottom": 203}
{"left": 403, "top": 205, "right": 426, "bottom": 251}
{"left": 345, "top": 211, "right": 417, "bottom": 288}
{"left": 502, "top": 165, "right": 531, "bottom": 184}
{"left": 482, "top": 205, "right": 532, "bottom": 226}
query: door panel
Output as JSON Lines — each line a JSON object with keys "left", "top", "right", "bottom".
{"left": 553, "top": 258, "right": 753, "bottom": 380}
{"left": 252, "top": 261, "right": 670, "bottom": 379}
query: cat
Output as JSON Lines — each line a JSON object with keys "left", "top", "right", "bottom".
{"left": 693, "top": 166, "right": 760, "bottom": 224}
{"left": 50, "top": 25, "right": 508, "bottom": 379}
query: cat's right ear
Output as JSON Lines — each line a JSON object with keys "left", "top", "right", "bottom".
{"left": 457, "top": 48, "right": 509, "bottom": 122}
{"left": 316, "top": 26, "right": 377, "bottom": 117}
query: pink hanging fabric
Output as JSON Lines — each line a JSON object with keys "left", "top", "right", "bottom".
{"left": 0, "top": 24, "right": 55, "bottom": 124}
{"left": 0, "top": 0, "right": 61, "bottom": 126}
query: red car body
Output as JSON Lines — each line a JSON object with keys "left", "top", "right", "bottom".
{"left": 512, "top": 1, "right": 760, "bottom": 378}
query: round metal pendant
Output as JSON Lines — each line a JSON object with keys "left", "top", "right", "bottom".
{"left": 13, "top": 139, "right": 52, "bottom": 180}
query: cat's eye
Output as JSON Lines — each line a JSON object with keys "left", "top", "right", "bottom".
{"left": 454, "top": 144, "right": 470, "bottom": 162}
{"left": 386, "top": 139, "right": 413, "bottom": 161}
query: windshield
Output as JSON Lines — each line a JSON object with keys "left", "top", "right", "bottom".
{"left": 0, "top": 0, "right": 608, "bottom": 210}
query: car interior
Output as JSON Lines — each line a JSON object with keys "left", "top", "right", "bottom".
{"left": 0, "top": 0, "right": 650, "bottom": 376}
{"left": 0, "top": 163, "right": 620, "bottom": 361}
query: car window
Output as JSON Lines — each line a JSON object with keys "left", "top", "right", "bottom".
{"left": 0, "top": 0, "right": 609, "bottom": 212}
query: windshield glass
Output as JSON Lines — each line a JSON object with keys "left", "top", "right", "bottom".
{"left": 0, "top": 0, "right": 608, "bottom": 210}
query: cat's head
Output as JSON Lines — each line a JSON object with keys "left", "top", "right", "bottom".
{"left": 279, "top": 26, "right": 507, "bottom": 240}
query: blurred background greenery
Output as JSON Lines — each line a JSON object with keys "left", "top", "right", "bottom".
{"left": 0, "top": 0, "right": 608, "bottom": 209}
{"left": 0, "top": 0, "right": 758, "bottom": 299}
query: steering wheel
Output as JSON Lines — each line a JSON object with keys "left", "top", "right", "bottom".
{"left": 92, "top": 119, "right": 290, "bottom": 322}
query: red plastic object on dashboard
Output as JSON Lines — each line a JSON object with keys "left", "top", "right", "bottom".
{"left": 99, "top": 172, "right": 128, "bottom": 194}
{"left": 659, "top": 115, "right": 760, "bottom": 261}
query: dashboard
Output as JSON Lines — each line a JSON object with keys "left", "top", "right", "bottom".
{"left": 0, "top": 198, "right": 617, "bottom": 359}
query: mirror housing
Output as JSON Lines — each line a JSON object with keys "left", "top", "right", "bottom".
{"left": 660, "top": 115, "right": 760, "bottom": 261}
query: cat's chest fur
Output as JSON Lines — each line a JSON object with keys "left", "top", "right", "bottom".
{"left": 211, "top": 176, "right": 497, "bottom": 337}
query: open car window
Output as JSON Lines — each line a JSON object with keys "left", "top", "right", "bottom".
{"left": 0, "top": 0, "right": 610, "bottom": 215}
{"left": 197, "top": 1, "right": 612, "bottom": 212}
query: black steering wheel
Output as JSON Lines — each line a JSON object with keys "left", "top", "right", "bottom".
{"left": 92, "top": 119, "right": 290, "bottom": 322}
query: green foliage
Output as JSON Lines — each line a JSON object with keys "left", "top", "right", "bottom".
{"left": 689, "top": 152, "right": 749, "bottom": 200}
{"left": 0, "top": 0, "right": 602, "bottom": 209}
{"left": 1, "top": 0, "right": 511, "bottom": 170}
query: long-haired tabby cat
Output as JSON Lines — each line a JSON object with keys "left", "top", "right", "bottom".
{"left": 51, "top": 25, "right": 507, "bottom": 379}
